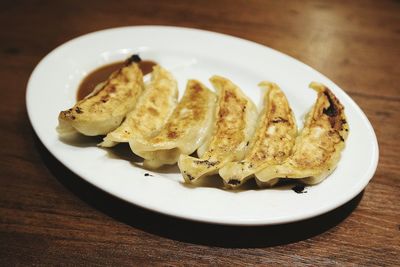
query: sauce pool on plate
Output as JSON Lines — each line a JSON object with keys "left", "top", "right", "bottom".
{"left": 77, "top": 60, "right": 157, "bottom": 101}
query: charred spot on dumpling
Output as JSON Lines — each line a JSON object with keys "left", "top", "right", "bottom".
{"left": 105, "top": 85, "right": 116, "bottom": 94}
{"left": 228, "top": 179, "right": 241, "bottom": 186}
{"left": 272, "top": 117, "right": 288, "bottom": 123}
{"left": 101, "top": 96, "right": 109, "bottom": 103}
{"left": 186, "top": 173, "right": 195, "bottom": 181}
{"left": 125, "top": 54, "right": 142, "bottom": 65}
{"left": 322, "top": 91, "right": 339, "bottom": 117}
{"left": 60, "top": 109, "right": 75, "bottom": 119}
{"left": 167, "top": 131, "right": 178, "bottom": 139}
{"left": 194, "top": 159, "right": 220, "bottom": 167}
{"left": 75, "top": 107, "right": 83, "bottom": 114}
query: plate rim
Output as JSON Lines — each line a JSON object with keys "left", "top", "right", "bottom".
{"left": 26, "top": 25, "right": 379, "bottom": 225}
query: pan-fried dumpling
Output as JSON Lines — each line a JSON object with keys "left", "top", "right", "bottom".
{"left": 99, "top": 65, "right": 178, "bottom": 147}
{"left": 178, "top": 76, "right": 258, "bottom": 183}
{"left": 57, "top": 56, "right": 144, "bottom": 136}
{"left": 129, "top": 80, "right": 216, "bottom": 169}
{"left": 219, "top": 82, "right": 297, "bottom": 188}
{"left": 256, "top": 82, "right": 349, "bottom": 185}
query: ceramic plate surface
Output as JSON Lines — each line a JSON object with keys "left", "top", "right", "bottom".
{"left": 26, "top": 26, "right": 379, "bottom": 225}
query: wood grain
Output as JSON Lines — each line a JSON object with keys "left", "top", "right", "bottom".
{"left": 1, "top": 0, "right": 399, "bottom": 265}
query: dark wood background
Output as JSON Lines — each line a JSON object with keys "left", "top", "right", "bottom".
{"left": 1, "top": 0, "right": 399, "bottom": 265}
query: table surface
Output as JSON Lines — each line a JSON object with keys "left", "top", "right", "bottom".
{"left": 1, "top": 0, "right": 399, "bottom": 265}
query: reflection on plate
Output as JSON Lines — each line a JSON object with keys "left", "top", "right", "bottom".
{"left": 26, "top": 26, "right": 378, "bottom": 225}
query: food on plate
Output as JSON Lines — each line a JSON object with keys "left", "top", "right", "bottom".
{"left": 178, "top": 76, "right": 258, "bottom": 183}
{"left": 100, "top": 65, "right": 178, "bottom": 147}
{"left": 129, "top": 80, "right": 216, "bottom": 169}
{"left": 255, "top": 82, "right": 349, "bottom": 185}
{"left": 57, "top": 55, "right": 144, "bottom": 136}
{"left": 219, "top": 82, "right": 297, "bottom": 188}
{"left": 56, "top": 55, "right": 349, "bottom": 190}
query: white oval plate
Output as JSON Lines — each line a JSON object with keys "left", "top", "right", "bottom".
{"left": 26, "top": 26, "right": 378, "bottom": 225}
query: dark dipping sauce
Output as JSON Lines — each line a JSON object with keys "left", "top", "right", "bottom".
{"left": 77, "top": 60, "right": 157, "bottom": 101}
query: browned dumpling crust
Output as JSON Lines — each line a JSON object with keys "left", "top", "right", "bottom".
{"left": 57, "top": 57, "right": 144, "bottom": 136}
{"left": 178, "top": 76, "right": 258, "bottom": 183}
{"left": 256, "top": 82, "right": 349, "bottom": 185}
{"left": 219, "top": 82, "right": 297, "bottom": 188}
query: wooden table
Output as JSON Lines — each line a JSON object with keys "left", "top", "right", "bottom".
{"left": 1, "top": 1, "right": 399, "bottom": 265}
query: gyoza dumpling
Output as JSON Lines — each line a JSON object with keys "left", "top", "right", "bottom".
{"left": 99, "top": 65, "right": 178, "bottom": 147}
{"left": 178, "top": 76, "right": 258, "bottom": 183}
{"left": 57, "top": 56, "right": 144, "bottom": 136}
{"left": 129, "top": 80, "right": 216, "bottom": 169}
{"left": 219, "top": 82, "right": 297, "bottom": 188}
{"left": 256, "top": 82, "right": 349, "bottom": 185}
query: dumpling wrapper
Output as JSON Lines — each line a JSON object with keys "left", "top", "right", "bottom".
{"left": 219, "top": 82, "right": 297, "bottom": 188}
{"left": 256, "top": 82, "right": 349, "bottom": 185}
{"left": 99, "top": 65, "right": 178, "bottom": 147}
{"left": 178, "top": 75, "right": 258, "bottom": 183}
{"left": 129, "top": 80, "right": 216, "bottom": 169}
{"left": 57, "top": 56, "right": 144, "bottom": 136}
